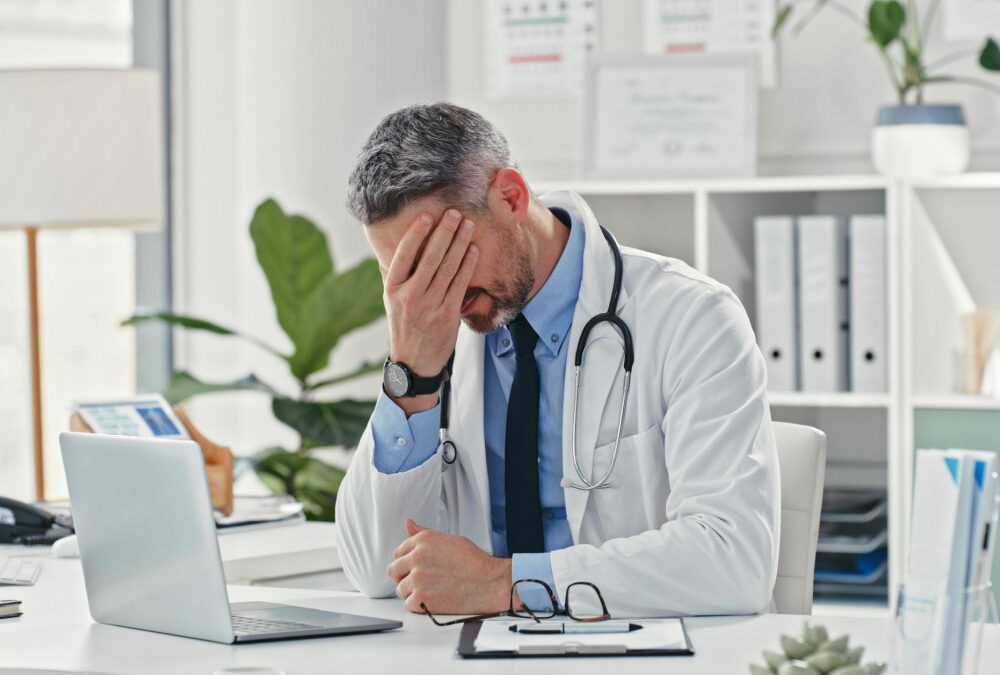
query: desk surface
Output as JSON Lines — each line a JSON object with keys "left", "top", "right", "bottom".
{"left": 1, "top": 551, "right": 996, "bottom": 674}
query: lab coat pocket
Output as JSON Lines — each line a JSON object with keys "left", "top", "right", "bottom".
{"left": 587, "top": 423, "right": 664, "bottom": 541}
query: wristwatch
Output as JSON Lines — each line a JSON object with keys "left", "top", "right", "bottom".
{"left": 383, "top": 358, "right": 447, "bottom": 398}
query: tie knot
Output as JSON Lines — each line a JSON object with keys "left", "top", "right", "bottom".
{"left": 509, "top": 314, "right": 538, "bottom": 357}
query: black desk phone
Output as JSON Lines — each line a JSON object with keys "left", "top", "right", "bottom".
{"left": 0, "top": 496, "right": 74, "bottom": 545}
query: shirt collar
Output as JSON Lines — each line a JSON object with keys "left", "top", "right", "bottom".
{"left": 489, "top": 207, "right": 584, "bottom": 358}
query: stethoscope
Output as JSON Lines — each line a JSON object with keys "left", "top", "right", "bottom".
{"left": 438, "top": 225, "right": 634, "bottom": 492}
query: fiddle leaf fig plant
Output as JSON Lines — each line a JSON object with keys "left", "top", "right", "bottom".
{"left": 773, "top": 0, "right": 1000, "bottom": 103}
{"left": 125, "top": 198, "right": 385, "bottom": 521}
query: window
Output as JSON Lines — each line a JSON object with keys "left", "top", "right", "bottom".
{"left": 0, "top": 0, "right": 136, "bottom": 500}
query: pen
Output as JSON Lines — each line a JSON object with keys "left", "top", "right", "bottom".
{"left": 510, "top": 621, "right": 641, "bottom": 634}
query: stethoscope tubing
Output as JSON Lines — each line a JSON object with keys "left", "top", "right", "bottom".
{"left": 437, "top": 225, "right": 634, "bottom": 489}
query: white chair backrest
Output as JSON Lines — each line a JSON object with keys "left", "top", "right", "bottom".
{"left": 772, "top": 421, "right": 827, "bottom": 615}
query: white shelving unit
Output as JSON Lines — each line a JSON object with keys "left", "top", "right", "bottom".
{"left": 534, "top": 172, "right": 1000, "bottom": 604}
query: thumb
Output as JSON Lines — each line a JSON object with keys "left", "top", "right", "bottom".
{"left": 404, "top": 518, "right": 428, "bottom": 537}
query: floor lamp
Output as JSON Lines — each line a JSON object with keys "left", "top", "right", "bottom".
{"left": 0, "top": 69, "right": 164, "bottom": 500}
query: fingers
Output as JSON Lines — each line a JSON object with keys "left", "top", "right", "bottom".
{"left": 407, "top": 209, "right": 464, "bottom": 290}
{"left": 426, "top": 218, "right": 475, "bottom": 300}
{"left": 385, "top": 213, "right": 433, "bottom": 287}
{"left": 443, "top": 243, "right": 480, "bottom": 312}
{"left": 395, "top": 573, "right": 413, "bottom": 601}
{"left": 387, "top": 553, "right": 411, "bottom": 583}
{"left": 405, "top": 518, "right": 428, "bottom": 537}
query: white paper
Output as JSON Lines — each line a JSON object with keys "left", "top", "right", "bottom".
{"left": 474, "top": 618, "right": 687, "bottom": 653}
{"left": 484, "top": 0, "right": 600, "bottom": 99}
{"left": 587, "top": 55, "right": 757, "bottom": 177}
{"left": 641, "top": 0, "right": 777, "bottom": 87}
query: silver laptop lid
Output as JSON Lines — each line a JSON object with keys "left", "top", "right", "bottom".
{"left": 60, "top": 432, "right": 235, "bottom": 643}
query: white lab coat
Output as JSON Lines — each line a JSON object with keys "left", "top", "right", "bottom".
{"left": 336, "top": 190, "right": 780, "bottom": 617}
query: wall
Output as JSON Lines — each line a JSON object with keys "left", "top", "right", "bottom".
{"left": 448, "top": 0, "right": 1000, "bottom": 179}
{"left": 172, "top": 0, "right": 447, "bottom": 455}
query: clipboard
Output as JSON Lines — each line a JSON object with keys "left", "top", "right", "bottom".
{"left": 457, "top": 619, "right": 695, "bottom": 658}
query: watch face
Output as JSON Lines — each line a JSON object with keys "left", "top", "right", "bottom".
{"left": 384, "top": 361, "right": 410, "bottom": 397}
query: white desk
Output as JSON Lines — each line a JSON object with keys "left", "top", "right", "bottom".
{"left": 1, "top": 543, "right": 997, "bottom": 674}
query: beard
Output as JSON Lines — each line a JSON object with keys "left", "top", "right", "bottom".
{"left": 460, "top": 235, "right": 535, "bottom": 335}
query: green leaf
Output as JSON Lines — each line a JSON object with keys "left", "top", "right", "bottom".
{"left": 869, "top": 0, "right": 905, "bottom": 48}
{"left": 250, "top": 199, "right": 335, "bottom": 349}
{"left": 122, "top": 311, "right": 284, "bottom": 358}
{"left": 163, "top": 371, "right": 278, "bottom": 405}
{"left": 305, "top": 358, "right": 386, "bottom": 392}
{"left": 252, "top": 448, "right": 344, "bottom": 521}
{"left": 252, "top": 447, "right": 303, "bottom": 495}
{"left": 981, "top": 37, "right": 1000, "bottom": 71}
{"left": 272, "top": 397, "right": 376, "bottom": 449}
{"left": 292, "top": 458, "right": 346, "bottom": 496}
{"left": 772, "top": 5, "right": 793, "bottom": 38}
{"left": 123, "top": 311, "right": 239, "bottom": 336}
{"left": 286, "top": 258, "right": 385, "bottom": 380}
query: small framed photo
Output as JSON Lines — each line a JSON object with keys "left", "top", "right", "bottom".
{"left": 73, "top": 394, "right": 190, "bottom": 440}
{"left": 584, "top": 54, "right": 758, "bottom": 178}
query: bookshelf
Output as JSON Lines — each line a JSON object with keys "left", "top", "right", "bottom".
{"left": 533, "top": 173, "right": 1000, "bottom": 604}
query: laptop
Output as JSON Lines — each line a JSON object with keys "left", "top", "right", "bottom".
{"left": 59, "top": 431, "right": 402, "bottom": 643}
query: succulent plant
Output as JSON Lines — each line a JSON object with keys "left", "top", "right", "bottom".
{"left": 749, "top": 622, "right": 887, "bottom": 675}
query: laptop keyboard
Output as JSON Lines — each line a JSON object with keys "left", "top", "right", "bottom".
{"left": 231, "top": 614, "right": 324, "bottom": 636}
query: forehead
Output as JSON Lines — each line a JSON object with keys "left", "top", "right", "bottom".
{"left": 368, "top": 194, "right": 451, "bottom": 242}
{"left": 365, "top": 194, "right": 475, "bottom": 271}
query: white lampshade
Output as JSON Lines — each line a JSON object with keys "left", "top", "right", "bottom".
{"left": 0, "top": 68, "right": 163, "bottom": 230}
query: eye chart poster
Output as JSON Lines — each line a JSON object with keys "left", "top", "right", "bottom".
{"left": 485, "top": 0, "right": 600, "bottom": 99}
{"left": 641, "top": 0, "right": 777, "bottom": 87}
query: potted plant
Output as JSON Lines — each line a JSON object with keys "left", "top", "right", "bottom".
{"left": 126, "top": 198, "right": 385, "bottom": 521}
{"left": 774, "top": 0, "right": 1000, "bottom": 176}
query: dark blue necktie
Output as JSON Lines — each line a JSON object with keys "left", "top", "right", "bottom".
{"left": 505, "top": 314, "right": 544, "bottom": 554}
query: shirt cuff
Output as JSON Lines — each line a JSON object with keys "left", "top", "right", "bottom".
{"left": 370, "top": 390, "right": 441, "bottom": 474}
{"left": 511, "top": 552, "right": 558, "bottom": 612}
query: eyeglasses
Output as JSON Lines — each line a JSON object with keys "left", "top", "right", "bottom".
{"left": 420, "top": 579, "right": 611, "bottom": 627}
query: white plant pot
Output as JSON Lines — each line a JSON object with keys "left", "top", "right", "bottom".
{"left": 871, "top": 104, "right": 970, "bottom": 177}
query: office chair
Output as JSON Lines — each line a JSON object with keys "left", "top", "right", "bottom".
{"left": 772, "top": 421, "right": 827, "bottom": 615}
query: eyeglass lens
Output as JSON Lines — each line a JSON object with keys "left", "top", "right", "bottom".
{"left": 565, "top": 582, "right": 608, "bottom": 621}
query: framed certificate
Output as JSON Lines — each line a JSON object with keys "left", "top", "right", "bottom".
{"left": 584, "top": 54, "right": 758, "bottom": 178}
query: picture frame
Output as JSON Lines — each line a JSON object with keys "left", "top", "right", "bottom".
{"left": 584, "top": 54, "right": 758, "bottom": 178}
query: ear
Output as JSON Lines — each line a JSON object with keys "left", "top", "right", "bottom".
{"left": 489, "top": 168, "right": 530, "bottom": 226}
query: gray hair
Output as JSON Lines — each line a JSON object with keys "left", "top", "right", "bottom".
{"left": 346, "top": 103, "right": 515, "bottom": 225}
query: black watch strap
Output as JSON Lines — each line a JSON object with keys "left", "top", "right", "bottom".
{"left": 409, "top": 369, "right": 445, "bottom": 395}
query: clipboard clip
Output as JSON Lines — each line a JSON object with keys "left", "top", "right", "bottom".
{"left": 517, "top": 642, "right": 628, "bottom": 655}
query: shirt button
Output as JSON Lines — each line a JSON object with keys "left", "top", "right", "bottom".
{"left": 503, "top": 339, "right": 510, "bottom": 347}
{"left": 544, "top": 511, "right": 555, "bottom": 521}
{"left": 551, "top": 334, "right": 558, "bottom": 342}
{"left": 396, "top": 437, "right": 407, "bottom": 447}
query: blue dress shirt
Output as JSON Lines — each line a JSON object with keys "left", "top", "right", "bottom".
{"left": 369, "top": 208, "right": 584, "bottom": 609}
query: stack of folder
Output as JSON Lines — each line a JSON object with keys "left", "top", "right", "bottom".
{"left": 754, "top": 214, "right": 888, "bottom": 394}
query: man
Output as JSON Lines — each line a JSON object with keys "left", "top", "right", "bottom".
{"left": 336, "top": 103, "right": 779, "bottom": 618}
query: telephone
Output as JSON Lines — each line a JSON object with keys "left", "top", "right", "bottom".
{"left": 0, "top": 496, "right": 74, "bottom": 545}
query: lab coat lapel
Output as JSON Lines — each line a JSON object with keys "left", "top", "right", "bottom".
{"left": 542, "top": 191, "right": 630, "bottom": 544}
{"left": 451, "top": 325, "right": 491, "bottom": 538}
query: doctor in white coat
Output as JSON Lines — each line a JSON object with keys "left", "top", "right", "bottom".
{"left": 337, "top": 103, "right": 780, "bottom": 618}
